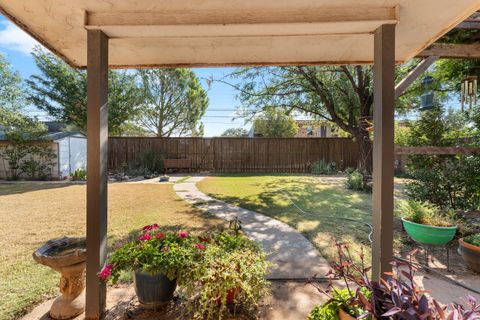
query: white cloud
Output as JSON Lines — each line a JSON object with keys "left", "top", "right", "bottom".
{"left": 0, "top": 20, "right": 39, "bottom": 54}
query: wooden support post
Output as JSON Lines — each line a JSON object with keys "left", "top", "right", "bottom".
{"left": 372, "top": 24, "right": 395, "bottom": 281}
{"left": 85, "top": 30, "right": 109, "bottom": 320}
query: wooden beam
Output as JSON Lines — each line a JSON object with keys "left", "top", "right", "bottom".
{"left": 372, "top": 24, "right": 395, "bottom": 282}
{"left": 455, "top": 21, "right": 480, "bottom": 30}
{"left": 417, "top": 43, "right": 480, "bottom": 59}
{"left": 85, "top": 30, "right": 108, "bottom": 320}
{"left": 395, "top": 56, "right": 438, "bottom": 99}
{"left": 86, "top": 7, "right": 398, "bottom": 27}
{"left": 395, "top": 146, "right": 480, "bottom": 155}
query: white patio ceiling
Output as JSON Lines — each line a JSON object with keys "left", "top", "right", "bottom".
{"left": 1, "top": 0, "right": 480, "bottom": 68}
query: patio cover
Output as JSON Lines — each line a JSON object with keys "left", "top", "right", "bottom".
{"left": 1, "top": 0, "right": 480, "bottom": 68}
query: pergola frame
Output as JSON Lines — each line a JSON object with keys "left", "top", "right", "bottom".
{"left": 84, "top": 25, "right": 396, "bottom": 319}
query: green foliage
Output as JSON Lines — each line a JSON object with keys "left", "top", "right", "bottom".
{"left": 405, "top": 109, "right": 480, "bottom": 210}
{"left": 106, "top": 227, "right": 195, "bottom": 284}
{"left": 71, "top": 168, "right": 87, "bottom": 181}
{"left": 220, "top": 128, "right": 248, "bottom": 137}
{"left": 345, "top": 169, "right": 369, "bottom": 192}
{"left": 0, "top": 54, "right": 25, "bottom": 111}
{"left": 252, "top": 106, "right": 298, "bottom": 137}
{"left": 0, "top": 108, "right": 55, "bottom": 180}
{"left": 308, "top": 288, "right": 371, "bottom": 320}
{"left": 464, "top": 233, "right": 480, "bottom": 247}
{"left": 27, "top": 47, "right": 141, "bottom": 135}
{"left": 123, "top": 149, "right": 164, "bottom": 176}
{"left": 135, "top": 69, "right": 208, "bottom": 137}
{"left": 311, "top": 160, "right": 337, "bottom": 175}
{"left": 399, "top": 200, "right": 454, "bottom": 227}
{"left": 183, "top": 229, "right": 269, "bottom": 320}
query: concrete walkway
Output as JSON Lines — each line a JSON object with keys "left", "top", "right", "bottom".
{"left": 172, "top": 176, "right": 330, "bottom": 280}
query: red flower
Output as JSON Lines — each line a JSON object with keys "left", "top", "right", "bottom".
{"left": 142, "top": 223, "right": 160, "bottom": 232}
{"left": 99, "top": 264, "right": 113, "bottom": 281}
{"left": 194, "top": 243, "right": 206, "bottom": 250}
{"left": 155, "top": 233, "right": 165, "bottom": 239}
{"left": 178, "top": 231, "right": 188, "bottom": 238}
{"left": 139, "top": 234, "right": 152, "bottom": 241}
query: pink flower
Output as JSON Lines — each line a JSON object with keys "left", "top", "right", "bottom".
{"left": 194, "top": 243, "right": 206, "bottom": 250}
{"left": 99, "top": 264, "right": 113, "bottom": 281}
{"left": 139, "top": 234, "right": 152, "bottom": 241}
{"left": 155, "top": 233, "right": 165, "bottom": 239}
{"left": 178, "top": 231, "right": 188, "bottom": 238}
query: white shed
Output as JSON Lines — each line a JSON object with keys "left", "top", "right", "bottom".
{"left": 50, "top": 132, "right": 87, "bottom": 178}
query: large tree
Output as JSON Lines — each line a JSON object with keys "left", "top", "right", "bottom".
{"left": 0, "top": 54, "right": 24, "bottom": 112}
{"left": 221, "top": 127, "right": 248, "bottom": 137}
{"left": 252, "top": 106, "right": 298, "bottom": 137}
{"left": 231, "top": 67, "right": 377, "bottom": 172}
{"left": 26, "top": 47, "right": 141, "bottom": 135}
{"left": 135, "top": 69, "right": 208, "bottom": 137}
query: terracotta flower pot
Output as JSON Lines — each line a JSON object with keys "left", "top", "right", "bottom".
{"left": 458, "top": 238, "right": 480, "bottom": 273}
{"left": 338, "top": 308, "right": 356, "bottom": 320}
{"left": 216, "top": 287, "right": 241, "bottom": 305}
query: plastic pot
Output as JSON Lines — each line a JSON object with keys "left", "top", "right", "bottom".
{"left": 338, "top": 309, "right": 356, "bottom": 320}
{"left": 402, "top": 218, "right": 456, "bottom": 246}
{"left": 133, "top": 270, "right": 177, "bottom": 306}
{"left": 458, "top": 238, "right": 480, "bottom": 273}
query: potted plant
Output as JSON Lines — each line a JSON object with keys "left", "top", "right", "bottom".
{"left": 99, "top": 224, "right": 195, "bottom": 306}
{"left": 308, "top": 241, "right": 480, "bottom": 320}
{"left": 182, "top": 227, "right": 269, "bottom": 319}
{"left": 400, "top": 200, "right": 457, "bottom": 246}
{"left": 459, "top": 233, "right": 480, "bottom": 273}
{"left": 307, "top": 288, "right": 370, "bottom": 320}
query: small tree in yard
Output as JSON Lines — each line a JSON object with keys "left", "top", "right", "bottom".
{"left": 405, "top": 108, "right": 480, "bottom": 210}
{"left": 252, "top": 106, "right": 298, "bottom": 137}
{"left": 220, "top": 128, "right": 248, "bottom": 137}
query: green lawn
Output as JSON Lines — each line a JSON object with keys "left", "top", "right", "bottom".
{"left": 198, "top": 174, "right": 403, "bottom": 262}
{"left": 0, "top": 183, "right": 221, "bottom": 320}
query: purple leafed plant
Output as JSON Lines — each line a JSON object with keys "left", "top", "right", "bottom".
{"left": 310, "top": 241, "right": 480, "bottom": 320}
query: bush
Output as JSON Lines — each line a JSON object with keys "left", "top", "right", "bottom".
{"left": 399, "top": 200, "right": 454, "bottom": 227}
{"left": 71, "top": 168, "right": 87, "bottom": 181}
{"left": 345, "top": 169, "right": 370, "bottom": 192}
{"left": 122, "top": 149, "right": 164, "bottom": 176}
{"left": 311, "top": 160, "right": 337, "bottom": 175}
{"left": 183, "top": 227, "right": 269, "bottom": 319}
{"left": 406, "top": 155, "right": 480, "bottom": 211}
{"left": 308, "top": 288, "right": 370, "bottom": 320}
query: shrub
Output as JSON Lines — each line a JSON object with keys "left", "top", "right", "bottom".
{"left": 406, "top": 155, "right": 480, "bottom": 211}
{"left": 71, "top": 168, "right": 87, "bottom": 181}
{"left": 307, "top": 288, "right": 371, "bottom": 320}
{"left": 345, "top": 169, "right": 369, "bottom": 192}
{"left": 311, "top": 160, "right": 337, "bottom": 175}
{"left": 183, "top": 227, "right": 269, "bottom": 320}
{"left": 122, "top": 149, "right": 164, "bottom": 176}
{"left": 399, "top": 200, "right": 454, "bottom": 227}
{"left": 465, "top": 233, "right": 480, "bottom": 247}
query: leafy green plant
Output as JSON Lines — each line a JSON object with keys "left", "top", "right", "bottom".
{"left": 308, "top": 288, "right": 370, "bottom": 320}
{"left": 464, "top": 233, "right": 480, "bottom": 247}
{"left": 183, "top": 228, "right": 269, "bottom": 320}
{"left": 345, "top": 169, "right": 369, "bottom": 192}
{"left": 311, "top": 160, "right": 337, "bottom": 175}
{"left": 71, "top": 168, "right": 87, "bottom": 181}
{"left": 122, "top": 149, "right": 164, "bottom": 177}
{"left": 399, "top": 200, "right": 454, "bottom": 227}
{"left": 100, "top": 225, "right": 196, "bottom": 284}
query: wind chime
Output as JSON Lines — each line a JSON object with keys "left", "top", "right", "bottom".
{"left": 460, "top": 76, "right": 478, "bottom": 112}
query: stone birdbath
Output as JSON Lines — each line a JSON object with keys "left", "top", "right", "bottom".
{"left": 33, "top": 237, "right": 87, "bottom": 319}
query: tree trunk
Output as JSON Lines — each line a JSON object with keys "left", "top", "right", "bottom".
{"left": 356, "top": 130, "right": 373, "bottom": 174}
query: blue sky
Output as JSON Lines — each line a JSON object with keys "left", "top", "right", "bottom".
{"left": 0, "top": 15, "right": 249, "bottom": 137}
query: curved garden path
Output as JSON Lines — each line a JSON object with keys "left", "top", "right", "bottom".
{"left": 172, "top": 176, "right": 330, "bottom": 280}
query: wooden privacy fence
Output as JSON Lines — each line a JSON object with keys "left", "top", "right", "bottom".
{"left": 108, "top": 137, "right": 359, "bottom": 173}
